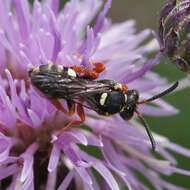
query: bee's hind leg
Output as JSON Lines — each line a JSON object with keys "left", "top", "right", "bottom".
{"left": 60, "top": 103, "right": 85, "bottom": 132}
{"left": 51, "top": 99, "right": 76, "bottom": 116}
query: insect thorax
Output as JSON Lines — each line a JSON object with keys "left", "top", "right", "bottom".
{"left": 85, "top": 91, "right": 127, "bottom": 116}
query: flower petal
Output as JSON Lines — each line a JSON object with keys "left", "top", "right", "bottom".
{"left": 81, "top": 151, "right": 120, "bottom": 190}
{"left": 20, "top": 143, "right": 38, "bottom": 183}
{"left": 48, "top": 143, "right": 61, "bottom": 172}
{"left": 0, "top": 133, "right": 12, "bottom": 162}
{"left": 0, "top": 164, "right": 19, "bottom": 180}
{"left": 57, "top": 169, "right": 75, "bottom": 190}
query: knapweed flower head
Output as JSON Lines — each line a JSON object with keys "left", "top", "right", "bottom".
{"left": 0, "top": 0, "right": 190, "bottom": 190}
{"left": 159, "top": 0, "right": 190, "bottom": 73}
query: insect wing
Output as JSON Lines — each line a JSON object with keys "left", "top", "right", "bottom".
{"left": 54, "top": 78, "right": 113, "bottom": 98}
{"left": 30, "top": 66, "right": 116, "bottom": 101}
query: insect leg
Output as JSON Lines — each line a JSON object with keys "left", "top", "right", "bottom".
{"left": 72, "top": 62, "right": 105, "bottom": 80}
{"left": 51, "top": 99, "right": 75, "bottom": 116}
{"left": 66, "top": 100, "right": 76, "bottom": 115}
{"left": 72, "top": 65, "right": 98, "bottom": 79}
{"left": 76, "top": 103, "right": 85, "bottom": 122}
{"left": 60, "top": 103, "right": 85, "bottom": 132}
{"left": 92, "top": 62, "right": 105, "bottom": 74}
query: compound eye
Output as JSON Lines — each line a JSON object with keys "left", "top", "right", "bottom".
{"left": 132, "top": 90, "right": 139, "bottom": 100}
{"left": 126, "top": 90, "right": 139, "bottom": 104}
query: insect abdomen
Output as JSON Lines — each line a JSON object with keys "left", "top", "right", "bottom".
{"left": 29, "top": 64, "right": 77, "bottom": 99}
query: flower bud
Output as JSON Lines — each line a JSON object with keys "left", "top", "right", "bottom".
{"left": 159, "top": 0, "right": 190, "bottom": 73}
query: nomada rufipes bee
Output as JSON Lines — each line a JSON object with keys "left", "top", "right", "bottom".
{"left": 29, "top": 63, "right": 178, "bottom": 151}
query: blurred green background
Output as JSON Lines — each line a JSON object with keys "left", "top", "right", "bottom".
{"left": 109, "top": 0, "right": 190, "bottom": 189}
{"left": 59, "top": 0, "right": 190, "bottom": 189}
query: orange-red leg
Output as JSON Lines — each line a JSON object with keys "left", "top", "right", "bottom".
{"left": 60, "top": 103, "right": 85, "bottom": 132}
{"left": 51, "top": 99, "right": 75, "bottom": 116}
{"left": 92, "top": 62, "right": 105, "bottom": 73}
{"left": 66, "top": 100, "right": 76, "bottom": 115}
{"left": 72, "top": 62, "right": 105, "bottom": 80}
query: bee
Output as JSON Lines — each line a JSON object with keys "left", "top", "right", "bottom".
{"left": 29, "top": 63, "right": 178, "bottom": 151}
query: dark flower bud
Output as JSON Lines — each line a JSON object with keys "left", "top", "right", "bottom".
{"left": 159, "top": 0, "right": 190, "bottom": 73}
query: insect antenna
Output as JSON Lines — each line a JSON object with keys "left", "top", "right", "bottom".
{"left": 138, "top": 81, "right": 178, "bottom": 104}
{"left": 135, "top": 110, "right": 156, "bottom": 151}
{"left": 135, "top": 81, "right": 179, "bottom": 151}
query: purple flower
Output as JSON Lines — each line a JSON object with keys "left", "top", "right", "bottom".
{"left": 159, "top": 0, "right": 190, "bottom": 73}
{"left": 0, "top": 0, "right": 189, "bottom": 189}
